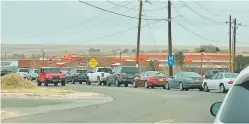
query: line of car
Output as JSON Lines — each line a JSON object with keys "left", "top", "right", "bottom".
{"left": 14, "top": 66, "right": 239, "bottom": 94}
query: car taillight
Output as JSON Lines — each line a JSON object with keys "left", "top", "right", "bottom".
{"left": 228, "top": 81, "right": 233, "bottom": 84}
{"left": 120, "top": 73, "right": 123, "bottom": 78}
{"left": 149, "top": 77, "right": 156, "bottom": 80}
{"left": 101, "top": 72, "right": 104, "bottom": 77}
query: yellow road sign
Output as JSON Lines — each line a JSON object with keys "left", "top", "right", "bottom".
{"left": 88, "top": 58, "right": 98, "bottom": 68}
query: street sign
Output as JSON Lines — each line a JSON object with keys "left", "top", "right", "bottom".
{"left": 168, "top": 54, "right": 175, "bottom": 66}
{"left": 88, "top": 58, "right": 98, "bottom": 68}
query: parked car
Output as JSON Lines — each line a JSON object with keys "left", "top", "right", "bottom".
{"left": 88, "top": 67, "right": 112, "bottom": 85}
{"left": 202, "top": 72, "right": 238, "bottom": 93}
{"left": 106, "top": 66, "right": 139, "bottom": 87}
{"left": 210, "top": 66, "right": 249, "bottom": 123}
{"left": 27, "top": 69, "right": 39, "bottom": 81}
{"left": 1, "top": 69, "right": 12, "bottom": 76}
{"left": 37, "top": 67, "right": 66, "bottom": 86}
{"left": 133, "top": 71, "right": 167, "bottom": 89}
{"left": 166, "top": 72, "right": 204, "bottom": 91}
{"left": 204, "top": 70, "right": 225, "bottom": 80}
{"left": 17, "top": 68, "right": 30, "bottom": 79}
{"left": 67, "top": 69, "right": 89, "bottom": 84}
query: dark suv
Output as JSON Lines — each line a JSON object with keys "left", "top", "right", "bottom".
{"left": 106, "top": 66, "right": 139, "bottom": 87}
{"left": 67, "top": 69, "right": 89, "bottom": 84}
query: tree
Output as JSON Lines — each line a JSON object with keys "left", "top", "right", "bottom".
{"left": 235, "top": 55, "right": 249, "bottom": 73}
{"left": 195, "top": 44, "right": 221, "bottom": 53}
{"left": 175, "top": 51, "right": 185, "bottom": 68}
{"left": 147, "top": 60, "right": 155, "bottom": 71}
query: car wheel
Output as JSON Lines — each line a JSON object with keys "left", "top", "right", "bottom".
{"left": 44, "top": 81, "right": 48, "bottom": 86}
{"left": 72, "top": 79, "right": 75, "bottom": 84}
{"left": 115, "top": 79, "right": 120, "bottom": 87}
{"left": 124, "top": 83, "right": 128, "bottom": 87}
{"left": 185, "top": 88, "right": 189, "bottom": 91}
{"left": 199, "top": 88, "right": 204, "bottom": 91}
{"left": 54, "top": 82, "right": 58, "bottom": 86}
{"left": 61, "top": 80, "right": 66, "bottom": 86}
{"left": 220, "top": 84, "right": 226, "bottom": 93}
{"left": 103, "top": 81, "right": 107, "bottom": 86}
{"left": 179, "top": 82, "right": 184, "bottom": 91}
{"left": 79, "top": 81, "right": 82, "bottom": 84}
{"left": 133, "top": 80, "right": 137, "bottom": 88}
{"left": 204, "top": 83, "right": 210, "bottom": 92}
{"left": 144, "top": 81, "right": 149, "bottom": 88}
{"left": 165, "top": 82, "right": 170, "bottom": 90}
{"left": 87, "top": 80, "right": 91, "bottom": 85}
{"left": 97, "top": 77, "right": 102, "bottom": 85}
{"left": 37, "top": 80, "right": 42, "bottom": 86}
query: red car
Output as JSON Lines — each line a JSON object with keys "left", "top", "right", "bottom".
{"left": 133, "top": 71, "right": 167, "bottom": 89}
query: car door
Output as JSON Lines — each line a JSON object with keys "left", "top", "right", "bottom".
{"left": 214, "top": 73, "right": 224, "bottom": 90}
{"left": 168, "top": 72, "right": 180, "bottom": 88}
{"left": 88, "top": 68, "right": 97, "bottom": 82}
{"left": 208, "top": 73, "right": 220, "bottom": 89}
{"left": 108, "top": 68, "right": 116, "bottom": 84}
{"left": 135, "top": 72, "right": 144, "bottom": 87}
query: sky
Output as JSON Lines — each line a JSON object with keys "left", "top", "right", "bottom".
{"left": 1, "top": 0, "right": 249, "bottom": 47}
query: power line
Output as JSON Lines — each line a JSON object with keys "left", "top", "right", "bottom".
{"left": 173, "top": 20, "right": 226, "bottom": 43}
{"left": 79, "top": 0, "right": 167, "bottom": 21}
{"left": 106, "top": 0, "right": 167, "bottom": 11}
{"left": 77, "top": 19, "right": 165, "bottom": 44}
{"left": 180, "top": 1, "right": 224, "bottom": 24}
{"left": 193, "top": 1, "right": 226, "bottom": 17}
{"left": 172, "top": 3, "right": 207, "bottom": 32}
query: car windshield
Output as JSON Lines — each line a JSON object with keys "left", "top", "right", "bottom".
{"left": 225, "top": 73, "right": 238, "bottom": 78}
{"left": 76, "top": 70, "right": 87, "bottom": 73}
{"left": 219, "top": 80, "right": 249, "bottom": 123}
{"left": 148, "top": 71, "right": 165, "bottom": 76}
{"left": 97, "top": 68, "right": 112, "bottom": 73}
{"left": 121, "top": 67, "right": 138, "bottom": 73}
{"left": 182, "top": 72, "right": 201, "bottom": 78}
{"left": 44, "top": 68, "right": 60, "bottom": 73}
{"left": 34, "top": 70, "right": 39, "bottom": 73}
{"left": 19, "top": 69, "right": 29, "bottom": 72}
{"left": 212, "top": 71, "right": 220, "bottom": 74}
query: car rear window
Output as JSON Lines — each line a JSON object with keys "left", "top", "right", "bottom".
{"left": 225, "top": 73, "right": 238, "bottom": 78}
{"left": 97, "top": 68, "right": 112, "bottom": 73}
{"left": 121, "top": 67, "right": 138, "bottom": 73}
{"left": 44, "top": 68, "right": 60, "bottom": 73}
{"left": 148, "top": 71, "right": 165, "bottom": 76}
{"left": 182, "top": 72, "right": 201, "bottom": 78}
{"left": 19, "top": 69, "right": 29, "bottom": 72}
{"left": 76, "top": 70, "right": 87, "bottom": 73}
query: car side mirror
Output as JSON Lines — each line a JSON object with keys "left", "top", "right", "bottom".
{"left": 210, "top": 102, "right": 222, "bottom": 117}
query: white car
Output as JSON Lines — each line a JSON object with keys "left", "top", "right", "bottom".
{"left": 16, "top": 68, "right": 30, "bottom": 79}
{"left": 202, "top": 72, "right": 238, "bottom": 93}
{"left": 87, "top": 67, "right": 112, "bottom": 85}
{"left": 210, "top": 66, "right": 249, "bottom": 123}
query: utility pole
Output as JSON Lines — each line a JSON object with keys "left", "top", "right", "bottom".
{"left": 136, "top": 0, "right": 142, "bottom": 72}
{"left": 43, "top": 52, "right": 45, "bottom": 60}
{"left": 120, "top": 52, "right": 122, "bottom": 65}
{"left": 226, "top": 15, "right": 232, "bottom": 72}
{"left": 168, "top": 0, "right": 173, "bottom": 76}
{"left": 200, "top": 53, "right": 203, "bottom": 76}
{"left": 232, "top": 18, "right": 237, "bottom": 72}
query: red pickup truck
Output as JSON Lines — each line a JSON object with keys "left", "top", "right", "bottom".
{"left": 37, "top": 67, "right": 66, "bottom": 86}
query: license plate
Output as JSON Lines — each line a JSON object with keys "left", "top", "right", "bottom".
{"left": 159, "top": 78, "right": 164, "bottom": 81}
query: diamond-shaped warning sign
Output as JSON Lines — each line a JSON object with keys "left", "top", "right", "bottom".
{"left": 88, "top": 58, "right": 98, "bottom": 68}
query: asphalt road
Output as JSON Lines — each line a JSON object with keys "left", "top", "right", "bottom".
{"left": 2, "top": 83, "right": 226, "bottom": 123}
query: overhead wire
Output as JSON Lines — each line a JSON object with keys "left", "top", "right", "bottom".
{"left": 106, "top": 0, "right": 167, "bottom": 11}
{"left": 76, "top": 19, "right": 165, "bottom": 44}
{"left": 180, "top": 1, "right": 225, "bottom": 24}
{"left": 79, "top": 0, "right": 167, "bottom": 21}
{"left": 193, "top": 1, "right": 226, "bottom": 17}
{"left": 173, "top": 20, "right": 248, "bottom": 45}
{"left": 172, "top": 3, "right": 207, "bottom": 32}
